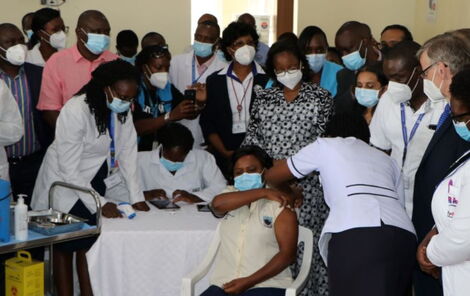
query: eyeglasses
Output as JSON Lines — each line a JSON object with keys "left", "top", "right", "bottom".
{"left": 419, "top": 62, "right": 448, "bottom": 79}
{"left": 451, "top": 112, "right": 470, "bottom": 125}
{"left": 275, "top": 63, "right": 302, "bottom": 77}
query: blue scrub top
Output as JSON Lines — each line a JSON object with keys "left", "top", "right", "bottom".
{"left": 320, "top": 61, "right": 343, "bottom": 97}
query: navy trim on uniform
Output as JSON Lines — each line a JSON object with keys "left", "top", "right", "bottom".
{"left": 346, "top": 184, "right": 395, "bottom": 192}
{"left": 289, "top": 157, "right": 306, "bottom": 177}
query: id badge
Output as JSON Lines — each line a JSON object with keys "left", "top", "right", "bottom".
{"left": 104, "top": 171, "right": 122, "bottom": 189}
{"left": 232, "top": 122, "right": 246, "bottom": 134}
{"left": 404, "top": 176, "right": 410, "bottom": 190}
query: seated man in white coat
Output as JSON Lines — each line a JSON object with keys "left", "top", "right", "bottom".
{"left": 170, "top": 20, "right": 227, "bottom": 148}
{"left": 141, "top": 122, "right": 226, "bottom": 203}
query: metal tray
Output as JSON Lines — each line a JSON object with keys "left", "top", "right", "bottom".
{"left": 28, "top": 209, "right": 87, "bottom": 236}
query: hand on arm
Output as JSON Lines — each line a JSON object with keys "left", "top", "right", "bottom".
{"left": 223, "top": 208, "right": 298, "bottom": 294}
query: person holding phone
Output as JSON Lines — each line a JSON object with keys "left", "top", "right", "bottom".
{"left": 133, "top": 45, "right": 206, "bottom": 151}
{"left": 140, "top": 122, "right": 226, "bottom": 203}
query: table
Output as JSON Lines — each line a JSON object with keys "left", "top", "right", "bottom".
{"left": 87, "top": 203, "right": 219, "bottom": 296}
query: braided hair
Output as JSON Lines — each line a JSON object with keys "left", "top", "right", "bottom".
{"left": 76, "top": 59, "right": 139, "bottom": 135}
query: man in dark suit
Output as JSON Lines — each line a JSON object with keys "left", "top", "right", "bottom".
{"left": 334, "top": 21, "right": 381, "bottom": 113}
{"left": 0, "top": 23, "right": 50, "bottom": 205}
{"left": 413, "top": 32, "right": 470, "bottom": 296}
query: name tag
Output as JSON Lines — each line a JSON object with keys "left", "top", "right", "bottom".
{"left": 104, "top": 171, "right": 122, "bottom": 189}
{"left": 232, "top": 122, "right": 246, "bottom": 134}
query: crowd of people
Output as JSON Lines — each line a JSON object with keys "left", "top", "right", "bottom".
{"left": 1, "top": 6, "right": 470, "bottom": 296}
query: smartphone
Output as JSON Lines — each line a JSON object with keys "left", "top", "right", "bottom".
{"left": 197, "top": 204, "right": 211, "bottom": 212}
{"left": 149, "top": 199, "right": 181, "bottom": 210}
{"left": 184, "top": 89, "right": 196, "bottom": 103}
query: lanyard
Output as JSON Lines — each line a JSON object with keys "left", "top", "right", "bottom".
{"left": 400, "top": 103, "right": 425, "bottom": 167}
{"left": 109, "top": 112, "right": 117, "bottom": 169}
{"left": 192, "top": 55, "right": 210, "bottom": 84}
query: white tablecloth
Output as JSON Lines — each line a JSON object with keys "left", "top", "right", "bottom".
{"left": 87, "top": 203, "right": 219, "bottom": 296}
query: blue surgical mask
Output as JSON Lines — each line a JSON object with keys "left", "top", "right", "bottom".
{"left": 81, "top": 28, "right": 110, "bottom": 55}
{"left": 453, "top": 120, "right": 470, "bottom": 141}
{"left": 160, "top": 156, "right": 184, "bottom": 172}
{"left": 234, "top": 172, "right": 264, "bottom": 191}
{"left": 216, "top": 49, "right": 227, "bottom": 62}
{"left": 106, "top": 87, "right": 131, "bottom": 113}
{"left": 120, "top": 55, "right": 136, "bottom": 65}
{"left": 192, "top": 41, "right": 214, "bottom": 58}
{"left": 355, "top": 87, "right": 379, "bottom": 107}
{"left": 26, "top": 30, "right": 33, "bottom": 40}
{"left": 342, "top": 40, "right": 367, "bottom": 71}
{"left": 306, "top": 53, "right": 326, "bottom": 73}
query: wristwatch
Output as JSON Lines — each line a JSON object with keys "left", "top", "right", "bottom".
{"left": 164, "top": 112, "right": 171, "bottom": 122}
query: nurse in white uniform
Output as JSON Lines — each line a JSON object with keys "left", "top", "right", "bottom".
{"left": 265, "top": 112, "right": 416, "bottom": 296}
{"left": 418, "top": 68, "right": 470, "bottom": 296}
{"left": 0, "top": 79, "right": 23, "bottom": 181}
{"left": 31, "top": 60, "right": 149, "bottom": 295}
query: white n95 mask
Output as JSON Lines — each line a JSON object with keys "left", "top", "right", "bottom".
{"left": 234, "top": 45, "right": 256, "bottom": 65}
{"left": 0, "top": 44, "right": 27, "bottom": 66}
{"left": 149, "top": 72, "right": 169, "bottom": 89}
{"left": 387, "top": 67, "right": 419, "bottom": 104}
{"left": 423, "top": 68, "right": 445, "bottom": 103}
{"left": 42, "top": 30, "right": 67, "bottom": 49}
{"left": 277, "top": 70, "right": 303, "bottom": 90}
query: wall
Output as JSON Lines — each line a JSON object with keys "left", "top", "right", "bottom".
{"left": 1, "top": 0, "right": 470, "bottom": 55}
{"left": 413, "top": 0, "right": 470, "bottom": 43}
{"left": 0, "top": 0, "right": 191, "bottom": 55}
{"left": 296, "top": 0, "right": 417, "bottom": 46}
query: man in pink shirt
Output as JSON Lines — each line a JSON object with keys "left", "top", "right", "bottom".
{"left": 37, "top": 10, "right": 117, "bottom": 128}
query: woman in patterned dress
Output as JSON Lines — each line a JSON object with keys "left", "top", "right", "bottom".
{"left": 242, "top": 40, "right": 334, "bottom": 296}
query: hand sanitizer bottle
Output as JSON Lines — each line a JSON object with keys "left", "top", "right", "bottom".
{"left": 14, "top": 194, "right": 28, "bottom": 241}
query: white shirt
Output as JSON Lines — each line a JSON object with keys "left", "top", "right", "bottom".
{"left": 427, "top": 151, "right": 470, "bottom": 296}
{"left": 138, "top": 147, "right": 226, "bottom": 202}
{"left": 31, "top": 94, "right": 144, "bottom": 213}
{"left": 288, "top": 137, "right": 416, "bottom": 264}
{"left": 169, "top": 50, "right": 227, "bottom": 148}
{"left": 218, "top": 62, "right": 265, "bottom": 134}
{"left": 369, "top": 93, "right": 445, "bottom": 217}
{"left": 0, "top": 80, "right": 23, "bottom": 180}
{"left": 26, "top": 44, "right": 46, "bottom": 67}
{"left": 211, "top": 186, "right": 293, "bottom": 289}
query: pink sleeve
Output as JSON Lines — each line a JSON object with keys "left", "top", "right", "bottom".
{"left": 37, "top": 57, "right": 64, "bottom": 111}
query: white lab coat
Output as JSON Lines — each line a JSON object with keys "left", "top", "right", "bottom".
{"left": 370, "top": 93, "right": 445, "bottom": 217}
{"left": 139, "top": 147, "right": 226, "bottom": 202}
{"left": 31, "top": 94, "right": 144, "bottom": 214}
{"left": 427, "top": 150, "right": 470, "bottom": 296}
{"left": 288, "top": 137, "right": 416, "bottom": 264}
{"left": 0, "top": 80, "right": 23, "bottom": 181}
{"left": 169, "top": 50, "right": 227, "bottom": 148}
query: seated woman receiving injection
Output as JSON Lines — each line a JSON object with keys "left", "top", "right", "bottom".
{"left": 202, "top": 145, "right": 298, "bottom": 296}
